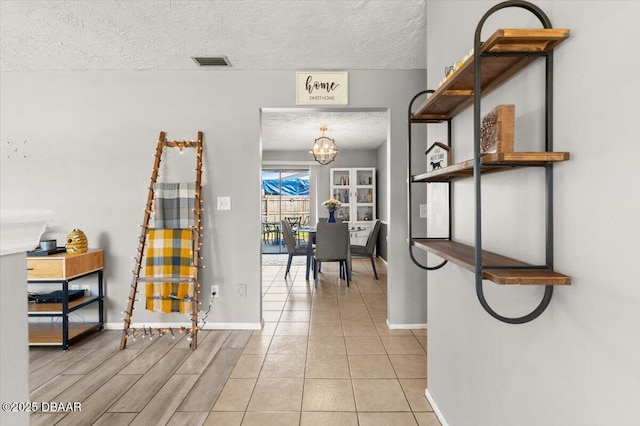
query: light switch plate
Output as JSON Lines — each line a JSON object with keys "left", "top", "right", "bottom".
{"left": 217, "top": 196, "right": 231, "bottom": 210}
{"left": 419, "top": 204, "right": 428, "bottom": 218}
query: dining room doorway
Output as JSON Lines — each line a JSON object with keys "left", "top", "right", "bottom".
{"left": 261, "top": 169, "right": 310, "bottom": 254}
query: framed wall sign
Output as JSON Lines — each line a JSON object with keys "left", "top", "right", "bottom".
{"left": 296, "top": 71, "right": 348, "bottom": 105}
{"left": 425, "top": 142, "right": 451, "bottom": 172}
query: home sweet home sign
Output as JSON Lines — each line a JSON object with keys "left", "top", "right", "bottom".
{"left": 296, "top": 72, "right": 348, "bottom": 105}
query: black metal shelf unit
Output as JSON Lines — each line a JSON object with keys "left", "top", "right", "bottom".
{"left": 407, "top": 0, "right": 571, "bottom": 324}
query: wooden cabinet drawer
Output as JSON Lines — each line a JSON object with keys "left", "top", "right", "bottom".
{"left": 27, "top": 249, "right": 104, "bottom": 280}
{"left": 27, "top": 258, "right": 64, "bottom": 279}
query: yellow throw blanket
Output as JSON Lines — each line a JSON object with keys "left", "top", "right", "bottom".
{"left": 145, "top": 297, "right": 193, "bottom": 315}
{"left": 145, "top": 229, "right": 196, "bottom": 313}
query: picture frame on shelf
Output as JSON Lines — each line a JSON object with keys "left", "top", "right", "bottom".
{"left": 425, "top": 142, "right": 451, "bottom": 172}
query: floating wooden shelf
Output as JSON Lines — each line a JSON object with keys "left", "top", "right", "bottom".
{"left": 411, "top": 29, "right": 570, "bottom": 122}
{"left": 28, "top": 296, "right": 101, "bottom": 315}
{"left": 28, "top": 322, "right": 102, "bottom": 346}
{"left": 411, "top": 239, "right": 570, "bottom": 285}
{"left": 412, "top": 152, "right": 570, "bottom": 182}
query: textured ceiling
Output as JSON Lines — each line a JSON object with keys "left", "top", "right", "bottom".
{"left": 0, "top": 0, "right": 427, "bottom": 71}
{"left": 262, "top": 109, "right": 388, "bottom": 151}
{"left": 0, "top": 0, "right": 425, "bottom": 151}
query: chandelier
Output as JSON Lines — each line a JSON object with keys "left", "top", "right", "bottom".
{"left": 310, "top": 126, "right": 338, "bottom": 165}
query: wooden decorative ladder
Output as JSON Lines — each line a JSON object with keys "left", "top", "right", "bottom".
{"left": 120, "top": 131, "right": 204, "bottom": 350}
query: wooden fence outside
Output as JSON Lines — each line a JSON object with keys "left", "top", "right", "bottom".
{"left": 262, "top": 195, "right": 310, "bottom": 224}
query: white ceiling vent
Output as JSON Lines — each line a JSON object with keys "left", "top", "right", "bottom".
{"left": 191, "top": 56, "right": 231, "bottom": 67}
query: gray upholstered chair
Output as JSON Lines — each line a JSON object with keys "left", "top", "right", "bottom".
{"left": 281, "top": 220, "right": 307, "bottom": 278}
{"left": 318, "top": 217, "right": 342, "bottom": 223}
{"left": 350, "top": 219, "right": 381, "bottom": 279}
{"left": 313, "top": 222, "right": 350, "bottom": 288}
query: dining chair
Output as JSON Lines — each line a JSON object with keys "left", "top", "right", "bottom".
{"left": 262, "top": 221, "right": 274, "bottom": 244}
{"left": 313, "top": 222, "right": 350, "bottom": 288}
{"left": 285, "top": 216, "right": 301, "bottom": 243}
{"left": 349, "top": 219, "right": 381, "bottom": 279}
{"left": 281, "top": 219, "right": 307, "bottom": 278}
{"left": 286, "top": 216, "right": 301, "bottom": 227}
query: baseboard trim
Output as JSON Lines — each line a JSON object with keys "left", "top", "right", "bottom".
{"left": 425, "top": 388, "right": 449, "bottom": 426}
{"left": 386, "top": 319, "right": 427, "bottom": 330}
{"left": 202, "top": 322, "right": 262, "bottom": 330}
{"left": 104, "top": 322, "right": 262, "bottom": 330}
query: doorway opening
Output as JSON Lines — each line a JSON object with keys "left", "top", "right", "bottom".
{"left": 261, "top": 169, "right": 310, "bottom": 254}
{"left": 259, "top": 107, "right": 390, "bottom": 266}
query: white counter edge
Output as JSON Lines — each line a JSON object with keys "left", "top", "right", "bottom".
{"left": 0, "top": 209, "right": 54, "bottom": 256}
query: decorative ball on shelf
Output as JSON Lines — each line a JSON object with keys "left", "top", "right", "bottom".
{"left": 66, "top": 229, "right": 88, "bottom": 253}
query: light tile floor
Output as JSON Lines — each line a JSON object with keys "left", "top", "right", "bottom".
{"left": 210, "top": 256, "right": 441, "bottom": 425}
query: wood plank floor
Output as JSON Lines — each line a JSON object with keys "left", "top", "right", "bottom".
{"left": 30, "top": 329, "right": 248, "bottom": 426}
{"left": 29, "top": 258, "right": 441, "bottom": 425}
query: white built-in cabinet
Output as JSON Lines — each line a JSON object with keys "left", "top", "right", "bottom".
{"left": 329, "top": 168, "right": 376, "bottom": 245}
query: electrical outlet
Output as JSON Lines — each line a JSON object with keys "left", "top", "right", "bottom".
{"left": 238, "top": 284, "right": 247, "bottom": 298}
{"left": 211, "top": 285, "right": 219, "bottom": 298}
{"left": 419, "top": 204, "right": 428, "bottom": 218}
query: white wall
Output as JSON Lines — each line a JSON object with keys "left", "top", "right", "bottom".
{"left": 0, "top": 70, "right": 429, "bottom": 330}
{"left": 425, "top": 1, "right": 640, "bottom": 425}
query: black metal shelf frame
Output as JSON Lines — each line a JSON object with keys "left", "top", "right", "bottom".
{"left": 28, "top": 269, "right": 104, "bottom": 350}
{"left": 408, "top": 0, "right": 559, "bottom": 324}
{"left": 407, "top": 89, "right": 451, "bottom": 271}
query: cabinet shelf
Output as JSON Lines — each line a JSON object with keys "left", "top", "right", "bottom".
{"left": 28, "top": 322, "right": 102, "bottom": 346}
{"left": 28, "top": 295, "right": 102, "bottom": 315}
{"left": 412, "top": 151, "right": 570, "bottom": 182}
{"left": 411, "top": 29, "right": 570, "bottom": 122}
{"left": 330, "top": 167, "right": 376, "bottom": 242}
{"left": 411, "top": 239, "right": 570, "bottom": 285}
